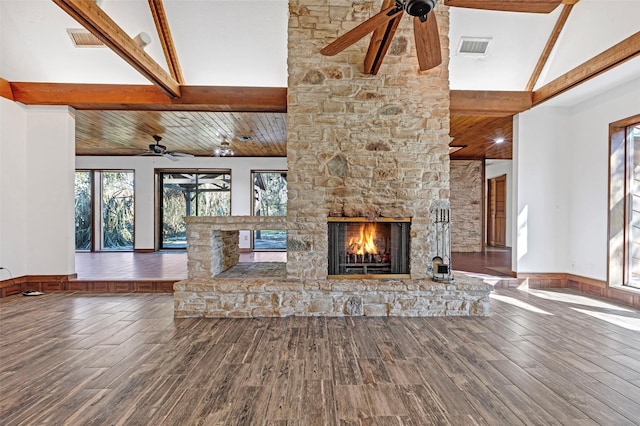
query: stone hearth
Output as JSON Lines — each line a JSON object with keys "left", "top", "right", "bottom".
{"left": 173, "top": 216, "right": 491, "bottom": 317}
{"left": 172, "top": 1, "right": 493, "bottom": 317}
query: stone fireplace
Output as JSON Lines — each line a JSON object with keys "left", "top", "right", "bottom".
{"left": 173, "top": 0, "right": 492, "bottom": 317}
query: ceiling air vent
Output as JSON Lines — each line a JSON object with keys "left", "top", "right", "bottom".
{"left": 457, "top": 37, "right": 491, "bottom": 56}
{"left": 67, "top": 29, "right": 104, "bottom": 47}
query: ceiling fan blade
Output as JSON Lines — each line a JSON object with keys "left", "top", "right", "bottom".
{"left": 364, "top": 9, "right": 403, "bottom": 74}
{"left": 170, "top": 152, "right": 195, "bottom": 158}
{"left": 320, "top": 5, "right": 403, "bottom": 56}
{"left": 163, "top": 153, "right": 180, "bottom": 162}
{"left": 444, "top": 0, "right": 562, "bottom": 14}
{"left": 414, "top": 15, "right": 442, "bottom": 71}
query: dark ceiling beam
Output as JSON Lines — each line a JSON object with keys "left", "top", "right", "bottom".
{"left": 7, "top": 83, "right": 287, "bottom": 112}
{"left": 147, "top": 0, "right": 184, "bottom": 84}
{"left": 52, "top": 0, "right": 181, "bottom": 98}
{"left": 525, "top": 1, "right": 578, "bottom": 91}
{"left": 450, "top": 90, "right": 532, "bottom": 116}
{"left": 0, "top": 78, "right": 14, "bottom": 100}
{"left": 533, "top": 31, "right": 640, "bottom": 106}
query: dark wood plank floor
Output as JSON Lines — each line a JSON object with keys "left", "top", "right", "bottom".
{"left": 2, "top": 287, "right": 639, "bottom": 425}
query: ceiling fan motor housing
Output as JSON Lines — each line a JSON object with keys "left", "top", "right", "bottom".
{"left": 404, "top": 0, "right": 437, "bottom": 16}
{"left": 149, "top": 143, "right": 167, "bottom": 154}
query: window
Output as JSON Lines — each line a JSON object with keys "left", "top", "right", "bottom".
{"left": 74, "top": 170, "right": 135, "bottom": 251}
{"left": 75, "top": 171, "right": 92, "bottom": 250}
{"left": 160, "top": 171, "right": 231, "bottom": 249}
{"left": 252, "top": 171, "right": 287, "bottom": 250}
{"left": 625, "top": 124, "right": 640, "bottom": 287}
{"left": 609, "top": 117, "right": 640, "bottom": 288}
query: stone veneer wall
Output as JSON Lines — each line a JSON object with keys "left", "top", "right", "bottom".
{"left": 286, "top": 0, "right": 451, "bottom": 280}
{"left": 450, "top": 160, "right": 483, "bottom": 252}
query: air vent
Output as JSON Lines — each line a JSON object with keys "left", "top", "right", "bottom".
{"left": 457, "top": 37, "right": 491, "bottom": 56}
{"left": 67, "top": 29, "right": 104, "bottom": 47}
{"left": 238, "top": 135, "right": 254, "bottom": 142}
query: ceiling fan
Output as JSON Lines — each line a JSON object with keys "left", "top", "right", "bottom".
{"left": 320, "top": 0, "right": 564, "bottom": 74}
{"left": 139, "top": 135, "right": 194, "bottom": 161}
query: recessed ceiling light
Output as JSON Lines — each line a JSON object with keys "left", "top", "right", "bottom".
{"left": 494, "top": 138, "right": 504, "bottom": 144}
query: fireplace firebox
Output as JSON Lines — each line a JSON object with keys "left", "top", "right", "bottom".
{"left": 328, "top": 218, "right": 410, "bottom": 278}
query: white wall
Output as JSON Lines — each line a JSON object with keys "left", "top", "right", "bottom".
{"left": 0, "top": 101, "right": 76, "bottom": 277}
{"left": 485, "top": 159, "right": 513, "bottom": 247}
{"left": 75, "top": 156, "right": 287, "bottom": 250}
{"left": 514, "top": 76, "right": 640, "bottom": 280}
{"left": 514, "top": 108, "right": 571, "bottom": 273}
{"left": 0, "top": 98, "right": 28, "bottom": 278}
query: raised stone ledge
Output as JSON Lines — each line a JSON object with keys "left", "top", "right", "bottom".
{"left": 185, "top": 216, "right": 289, "bottom": 230}
{"left": 174, "top": 273, "right": 492, "bottom": 318}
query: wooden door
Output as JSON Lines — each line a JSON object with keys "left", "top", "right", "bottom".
{"left": 488, "top": 175, "right": 506, "bottom": 247}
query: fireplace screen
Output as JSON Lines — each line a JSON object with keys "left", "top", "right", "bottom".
{"left": 328, "top": 219, "right": 410, "bottom": 277}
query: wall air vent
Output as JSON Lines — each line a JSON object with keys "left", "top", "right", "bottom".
{"left": 457, "top": 37, "right": 491, "bottom": 56}
{"left": 67, "top": 29, "right": 105, "bottom": 47}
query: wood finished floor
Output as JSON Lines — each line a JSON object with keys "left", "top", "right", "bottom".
{"left": 2, "top": 288, "right": 640, "bottom": 425}
{"left": 74, "top": 249, "right": 511, "bottom": 281}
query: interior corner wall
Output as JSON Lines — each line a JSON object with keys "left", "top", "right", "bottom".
{"left": 513, "top": 108, "right": 571, "bottom": 274}
{"left": 485, "top": 160, "right": 513, "bottom": 247}
{"left": 75, "top": 156, "right": 287, "bottom": 250}
{"left": 0, "top": 102, "right": 76, "bottom": 277}
{"left": 514, "top": 77, "right": 640, "bottom": 280}
{"left": 0, "top": 98, "right": 28, "bottom": 278}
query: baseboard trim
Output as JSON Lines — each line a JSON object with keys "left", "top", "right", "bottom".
{"left": 516, "top": 272, "right": 567, "bottom": 288}
{"left": 515, "top": 272, "right": 640, "bottom": 310}
{"left": 0, "top": 274, "right": 175, "bottom": 297}
{"left": 134, "top": 248, "right": 155, "bottom": 253}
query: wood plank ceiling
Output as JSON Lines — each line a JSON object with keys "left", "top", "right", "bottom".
{"left": 74, "top": 109, "right": 511, "bottom": 159}
{"left": 76, "top": 110, "right": 287, "bottom": 157}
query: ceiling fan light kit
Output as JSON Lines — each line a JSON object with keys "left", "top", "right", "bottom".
{"left": 214, "top": 141, "right": 234, "bottom": 157}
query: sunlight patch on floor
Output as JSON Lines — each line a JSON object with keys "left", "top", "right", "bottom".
{"left": 491, "top": 294, "right": 553, "bottom": 315}
{"left": 571, "top": 307, "right": 640, "bottom": 331}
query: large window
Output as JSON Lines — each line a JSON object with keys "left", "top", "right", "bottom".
{"left": 75, "top": 171, "right": 92, "bottom": 250}
{"left": 609, "top": 117, "right": 640, "bottom": 288}
{"left": 252, "top": 171, "right": 287, "bottom": 250}
{"left": 160, "top": 171, "right": 231, "bottom": 249}
{"left": 74, "top": 170, "right": 135, "bottom": 251}
{"left": 626, "top": 124, "right": 640, "bottom": 287}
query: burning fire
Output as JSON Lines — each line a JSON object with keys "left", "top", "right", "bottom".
{"left": 348, "top": 223, "right": 378, "bottom": 255}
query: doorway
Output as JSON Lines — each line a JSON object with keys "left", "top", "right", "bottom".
{"left": 487, "top": 174, "right": 506, "bottom": 247}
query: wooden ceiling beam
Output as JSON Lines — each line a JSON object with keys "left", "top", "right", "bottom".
{"left": 533, "top": 31, "right": 640, "bottom": 106}
{"left": 0, "top": 78, "right": 14, "bottom": 101}
{"left": 450, "top": 90, "right": 532, "bottom": 116}
{"left": 6, "top": 80, "right": 536, "bottom": 117}
{"left": 148, "top": 0, "right": 184, "bottom": 84}
{"left": 52, "top": 0, "right": 181, "bottom": 98}
{"left": 525, "top": 1, "right": 577, "bottom": 91}
{"left": 8, "top": 82, "right": 287, "bottom": 112}
{"left": 444, "top": 0, "right": 562, "bottom": 14}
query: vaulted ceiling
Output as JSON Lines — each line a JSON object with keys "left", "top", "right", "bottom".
{"left": 1, "top": 0, "right": 639, "bottom": 159}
